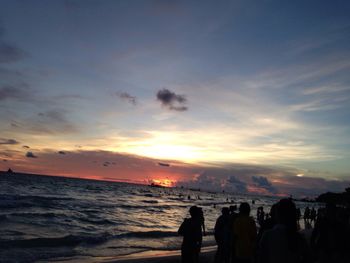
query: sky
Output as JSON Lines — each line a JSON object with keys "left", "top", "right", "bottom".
{"left": 1, "top": 0, "right": 350, "bottom": 197}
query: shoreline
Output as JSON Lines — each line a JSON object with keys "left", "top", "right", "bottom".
{"left": 102, "top": 246, "right": 217, "bottom": 263}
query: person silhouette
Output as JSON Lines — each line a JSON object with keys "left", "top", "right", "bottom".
{"left": 233, "top": 202, "right": 257, "bottom": 263}
{"left": 215, "top": 207, "right": 231, "bottom": 263}
{"left": 257, "top": 199, "right": 309, "bottom": 263}
{"left": 229, "top": 205, "right": 238, "bottom": 262}
{"left": 178, "top": 206, "right": 203, "bottom": 263}
{"left": 304, "top": 207, "right": 310, "bottom": 223}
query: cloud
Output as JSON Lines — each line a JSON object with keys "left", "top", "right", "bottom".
{"left": 156, "top": 88, "right": 188, "bottom": 111}
{"left": 58, "top": 151, "right": 66, "bottom": 155}
{"left": 0, "top": 85, "right": 30, "bottom": 101}
{"left": 0, "top": 43, "right": 26, "bottom": 64}
{"left": 0, "top": 22, "right": 26, "bottom": 64}
{"left": 0, "top": 138, "right": 19, "bottom": 145}
{"left": 26, "top": 151, "right": 38, "bottom": 158}
{"left": 227, "top": 176, "right": 248, "bottom": 193}
{"left": 23, "top": 145, "right": 30, "bottom": 149}
{"left": 32, "top": 109, "right": 78, "bottom": 134}
{"left": 116, "top": 92, "right": 137, "bottom": 105}
{"left": 251, "top": 175, "right": 277, "bottom": 194}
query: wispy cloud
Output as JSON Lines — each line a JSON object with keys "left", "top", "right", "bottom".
{"left": 0, "top": 85, "right": 31, "bottom": 101}
{"left": 0, "top": 138, "right": 19, "bottom": 145}
{"left": 116, "top": 91, "right": 137, "bottom": 105}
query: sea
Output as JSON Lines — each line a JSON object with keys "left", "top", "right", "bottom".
{"left": 0, "top": 172, "right": 317, "bottom": 262}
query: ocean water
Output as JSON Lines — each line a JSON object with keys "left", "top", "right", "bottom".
{"left": 0, "top": 173, "right": 315, "bottom": 262}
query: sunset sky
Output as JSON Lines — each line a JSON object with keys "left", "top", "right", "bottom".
{"left": 1, "top": 0, "right": 350, "bottom": 197}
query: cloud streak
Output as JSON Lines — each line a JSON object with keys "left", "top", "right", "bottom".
{"left": 0, "top": 138, "right": 19, "bottom": 145}
{"left": 116, "top": 92, "right": 137, "bottom": 105}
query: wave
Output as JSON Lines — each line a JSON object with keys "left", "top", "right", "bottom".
{"left": 0, "top": 194, "right": 74, "bottom": 209}
{"left": 116, "top": 230, "right": 178, "bottom": 239}
{"left": 141, "top": 200, "right": 158, "bottom": 204}
{"left": 0, "top": 234, "right": 109, "bottom": 249}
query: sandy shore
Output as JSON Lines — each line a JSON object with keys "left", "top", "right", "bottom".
{"left": 101, "top": 246, "right": 216, "bottom": 263}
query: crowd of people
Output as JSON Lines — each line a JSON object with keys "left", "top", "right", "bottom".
{"left": 178, "top": 199, "right": 350, "bottom": 263}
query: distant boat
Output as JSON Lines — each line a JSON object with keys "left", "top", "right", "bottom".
{"left": 158, "top": 162, "right": 170, "bottom": 167}
{"left": 7, "top": 168, "right": 14, "bottom": 174}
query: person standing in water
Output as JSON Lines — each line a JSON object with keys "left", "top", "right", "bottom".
{"left": 233, "top": 202, "right": 257, "bottom": 263}
{"left": 178, "top": 206, "right": 203, "bottom": 263}
{"left": 214, "top": 207, "right": 231, "bottom": 263}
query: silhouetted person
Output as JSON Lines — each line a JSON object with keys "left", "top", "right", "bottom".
{"left": 233, "top": 202, "right": 257, "bottom": 263}
{"left": 296, "top": 208, "right": 301, "bottom": 222}
{"left": 257, "top": 199, "right": 309, "bottom": 263}
{"left": 310, "top": 207, "right": 316, "bottom": 224}
{"left": 257, "top": 207, "right": 265, "bottom": 227}
{"left": 229, "top": 205, "right": 238, "bottom": 262}
{"left": 178, "top": 206, "right": 203, "bottom": 263}
{"left": 256, "top": 203, "right": 278, "bottom": 245}
{"left": 215, "top": 207, "right": 231, "bottom": 263}
{"left": 311, "top": 203, "right": 344, "bottom": 263}
{"left": 304, "top": 207, "right": 310, "bottom": 223}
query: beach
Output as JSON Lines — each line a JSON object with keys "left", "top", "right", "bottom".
{"left": 104, "top": 247, "right": 216, "bottom": 263}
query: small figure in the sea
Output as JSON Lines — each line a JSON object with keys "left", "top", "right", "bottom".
{"left": 257, "top": 207, "right": 265, "bottom": 227}
{"left": 233, "top": 202, "right": 257, "bottom": 263}
{"left": 198, "top": 207, "right": 206, "bottom": 236}
{"left": 188, "top": 195, "right": 191, "bottom": 200}
{"left": 214, "top": 207, "right": 230, "bottom": 263}
{"left": 178, "top": 206, "right": 203, "bottom": 263}
{"left": 310, "top": 207, "right": 317, "bottom": 224}
{"left": 296, "top": 207, "right": 301, "bottom": 222}
{"left": 304, "top": 206, "right": 310, "bottom": 223}
{"left": 252, "top": 199, "right": 255, "bottom": 204}
{"left": 257, "top": 199, "right": 309, "bottom": 263}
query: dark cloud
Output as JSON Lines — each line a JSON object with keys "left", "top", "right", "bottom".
{"left": 0, "top": 138, "right": 19, "bottom": 145}
{"left": 58, "top": 151, "right": 66, "bottom": 155}
{"left": 0, "top": 43, "right": 26, "bottom": 64}
{"left": 26, "top": 151, "right": 38, "bottom": 158}
{"left": 0, "top": 85, "right": 30, "bottom": 101}
{"left": 0, "top": 22, "right": 26, "bottom": 64}
{"left": 156, "top": 88, "right": 188, "bottom": 111}
{"left": 116, "top": 92, "right": 137, "bottom": 105}
{"left": 252, "top": 175, "right": 277, "bottom": 194}
{"left": 227, "top": 176, "right": 248, "bottom": 192}
{"left": 22, "top": 145, "right": 30, "bottom": 149}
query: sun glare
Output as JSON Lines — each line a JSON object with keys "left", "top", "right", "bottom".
{"left": 151, "top": 178, "right": 176, "bottom": 187}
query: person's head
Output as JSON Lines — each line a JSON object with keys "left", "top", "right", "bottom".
{"left": 239, "top": 202, "right": 250, "bottom": 215}
{"left": 276, "top": 199, "right": 297, "bottom": 227}
{"left": 189, "top": 206, "right": 199, "bottom": 218}
{"left": 222, "top": 207, "right": 229, "bottom": 216}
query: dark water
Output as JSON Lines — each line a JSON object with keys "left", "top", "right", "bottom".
{"left": 0, "top": 173, "right": 312, "bottom": 262}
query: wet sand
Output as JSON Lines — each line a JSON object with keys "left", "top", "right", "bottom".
{"left": 102, "top": 246, "right": 216, "bottom": 263}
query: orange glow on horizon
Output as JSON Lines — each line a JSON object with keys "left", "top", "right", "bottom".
{"left": 151, "top": 178, "right": 176, "bottom": 187}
